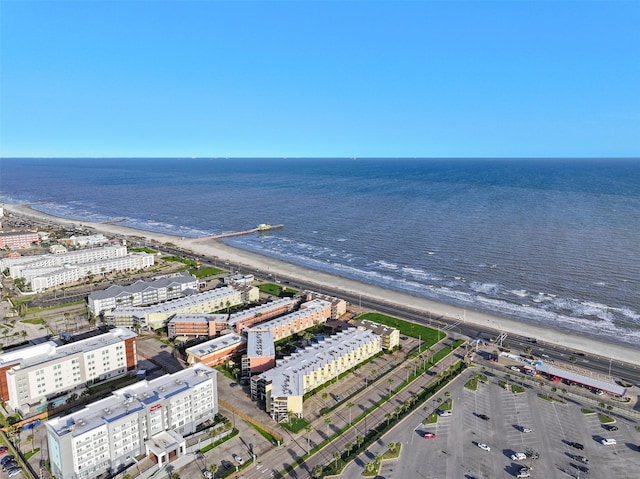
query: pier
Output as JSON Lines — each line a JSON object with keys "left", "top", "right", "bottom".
{"left": 194, "top": 224, "right": 283, "bottom": 241}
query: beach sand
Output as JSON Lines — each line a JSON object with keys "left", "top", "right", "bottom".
{"left": 3, "top": 202, "right": 639, "bottom": 366}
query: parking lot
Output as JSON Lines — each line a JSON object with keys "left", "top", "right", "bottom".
{"left": 342, "top": 367, "right": 640, "bottom": 479}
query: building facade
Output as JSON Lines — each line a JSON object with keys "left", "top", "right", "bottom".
{"left": 0, "top": 328, "right": 137, "bottom": 416}
{"left": 45, "top": 363, "right": 218, "bottom": 479}
{"left": 88, "top": 273, "right": 199, "bottom": 316}
{"left": 251, "top": 328, "right": 381, "bottom": 422}
{"left": 244, "top": 299, "right": 332, "bottom": 341}
{"left": 0, "top": 230, "right": 40, "bottom": 249}
{"left": 105, "top": 287, "right": 243, "bottom": 330}
{"left": 185, "top": 334, "right": 247, "bottom": 368}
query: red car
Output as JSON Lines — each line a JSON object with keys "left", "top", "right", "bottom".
{"left": 0, "top": 447, "right": 7, "bottom": 455}
{"left": 424, "top": 432, "right": 436, "bottom": 439}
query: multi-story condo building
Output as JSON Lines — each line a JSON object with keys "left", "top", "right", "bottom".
{"left": 185, "top": 334, "right": 247, "bottom": 367}
{"left": 88, "top": 273, "right": 199, "bottom": 316}
{"left": 241, "top": 330, "right": 275, "bottom": 377}
{"left": 45, "top": 363, "right": 218, "bottom": 479}
{"left": 351, "top": 319, "right": 400, "bottom": 350}
{"left": 0, "top": 328, "right": 137, "bottom": 416}
{"left": 244, "top": 299, "right": 332, "bottom": 341}
{"left": 59, "top": 234, "right": 109, "bottom": 248}
{"left": 27, "top": 252, "right": 155, "bottom": 292}
{"left": 167, "top": 314, "right": 226, "bottom": 339}
{"left": 251, "top": 328, "right": 381, "bottom": 422}
{"left": 300, "top": 291, "right": 348, "bottom": 320}
{"left": 0, "top": 230, "right": 40, "bottom": 249}
{"left": 105, "top": 287, "right": 244, "bottom": 330}
{"left": 228, "top": 298, "right": 297, "bottom": 333}
{"left": 4, "top": 245, "right": 128, "bottom": 278}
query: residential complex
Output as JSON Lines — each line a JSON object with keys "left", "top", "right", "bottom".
{"left": 244, "top": 298, "right": 332, "bottom": 341}
{"left": 251, "top": 327, "right": 381, "bottom": 422}
{"left": 167, "top": 314, "right": 226, "bottom": 339}
{"left": 88, "top": 272, "right": 199, "bottom": 316}
{"left": 45, "top": 363, "right": 218, "bottom": 479}
{"left": 0, "top": 328, "right": 137, "bottom": 416}
{"left": 228, "top": 298, "right": 296, "bottom": 333}
{"left": 0, "top": 245, "right": 155, "bottom": 292}
{"left": 352, "top": 319, "right": 400, "bottom": 350}
{"left": 241, "top": 329, "right": 276, "bottom": 376}
{"left": 105, "top": 287, "right": 249, "bottom": 330}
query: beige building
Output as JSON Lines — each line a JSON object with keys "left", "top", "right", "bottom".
{"left": 351, "top": 319, "right": 400, "bottom": 350}
{"left": 251, "top": 327, "right": 381, "bottom": 422}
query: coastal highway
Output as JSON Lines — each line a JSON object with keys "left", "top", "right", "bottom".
{"left": 256, "top": 273, "right": 640, "bottom": 390}
{"left": 147, "top": 243, "right": 640, "bottom": 388}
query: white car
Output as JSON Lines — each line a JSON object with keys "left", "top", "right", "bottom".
{"left": 511, "top": 452, "right": 527, "bottom": 461}
{"left": 510, "top": 366, "right": 521, "bottom": 371}
{"left": 233, "top": 454, "right": 245, "bottom": 465}
{"left": 600, "top": 438, "right": 616, "bottom": 446}
{"left": 477, "top": 443, "right": 491, "bottom": 452}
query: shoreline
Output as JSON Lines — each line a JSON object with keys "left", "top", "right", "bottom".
{"left": 3, "top": 202, "right": 640, "bottom": 366}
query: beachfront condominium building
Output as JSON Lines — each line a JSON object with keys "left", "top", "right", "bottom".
{"left": 0, "top": 230, "right": 40, "bottom": 249}
{"left": 167, "top": 314, "right": 228, "bottom": 339}
{"left": 2, "top": 245, "right": 128, "bottom": 278}
{"left": 27, "top": 252, "right": 155, "bottom": 292}
{"left": 45, "top": 363, "right": 218, "bottom": 479}
{"left": 88, "top": 273, "right": 199, "bottom": 316}
{"left": 244, "top": 299, "right": 332, "bottom": 341}
{"left": 105, "top": 287, "right": 246, "bottom": 330}
{"left": 300, "top": 291, "right": 348, "bottom": 320}
{"left": 351, "top": 319, "right": 400, "bottom": 350}
{"left": 0, "top": 328, "right": 137, "bottom": 417}
{"left": 251, "top": 327, "right": 381, "bottom": 422}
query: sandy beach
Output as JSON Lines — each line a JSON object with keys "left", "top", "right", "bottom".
{"left": 3, "top": 202, "right": 639, "bottom": 366}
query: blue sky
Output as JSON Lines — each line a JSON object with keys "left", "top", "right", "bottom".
{"left": 1, "top": 0, "right": 639, "bottom": 158}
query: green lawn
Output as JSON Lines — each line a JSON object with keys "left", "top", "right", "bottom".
{"left": 355, "top": 312, "right": 444, "bottom": 346}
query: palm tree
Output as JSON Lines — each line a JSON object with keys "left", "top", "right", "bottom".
{"left": 305, "top": 425, "right": 313, "bottom": 454}
{"left": 344, "top": 442, "right": 353, "bottom": 456}
{"left": 347, "top": 401, "right": 354, "bottom": 424}
{"left": 324, "top": 417, "right": 332, "bottom": 436}
{"left": 387, "top": 377, "right": 394, "bottom": 396}
{"left": 311, "top": 464, "right": 324, "bottom": 478}
{"left": 26, "top": 433, "right": 34, "bottom": 451}
{"left": 333, "top": 451, "right": 341, "bottom": 469}
{"left": 209, "top": 464, "right": 218, "bottom": 478}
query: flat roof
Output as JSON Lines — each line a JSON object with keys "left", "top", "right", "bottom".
{"left": 46, "top": 363, "right": 216, "bottom": 438}
{"left": 1, "top": 327, "right": 137, "bottom": 370}
{"left": 185, "top": 333, "right": 246, "bottom": 359}
{"left": 245, "top": 299, "right": 330, "bottom": 333}
{"left": 246, "top": 330, "right": 275, "bottom": 358}
{"left": 535, "top": 362, "right": 627, "bottom": 396}
{"left": 228, "top": 298, "right": 295, "bottom": 326}
{"left": 111, "top": 287, "right": 239, "bottom": 315}
{"left": 89, "top": 273, "right": 197, "bottom": 300}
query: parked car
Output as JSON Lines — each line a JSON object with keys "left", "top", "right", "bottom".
{"left": 203, "top": 471, "right": 213, "bottom": 479}
{"left": 510, "top": 366, "right": 520, "bottom": 372}
{"left": 7, "top": 468, "right": 22, "bottom": 478}
{"left": 510, "top": 452, "right": 527, "bottom": 461}
{"left": 603, "top": 424, "right": 618, "bottom": 431}
{"left": 437, "top": 410, "right": 452, "bottom": 417}
{"left": 0, "top": 447, "right": 7, "bottom": 455}
{"left": 575, "top": 455, "right": 589, "bottom": 464}
{"left": 600, "top": 438, "right": 617, "bottom": 446}
{"left": 568, "top": 441, "right": 584, "bottom": 450}
{"left": 520, "top": 426, "right": 533, "bottom": 433}
{"left": 477, "top": 443, "right": 491, "bottom": 452}
{"left": 423, "top": 432, "right": 436, "bottom": 439}
{"left": 2, "top": 462, "right": 18, "bottom": 472}
{"left": 0, "top": 456, "right": 14, "bottom": 465}
{"left": 516, "top": 472, "right": 530, "bottom": 478}
{"left": 232, "top": 454, "right": 244, "bottom": 465}
{"left": 477, "top": 414, "right": 490, "bottom": 421}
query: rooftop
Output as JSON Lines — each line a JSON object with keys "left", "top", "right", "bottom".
{"left": 186, "top": 333, "right": 246, "bottom": 359}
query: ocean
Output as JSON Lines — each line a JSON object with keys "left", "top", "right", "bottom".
{"left": 1, "top": 158, "right": 639, "bottom": 346}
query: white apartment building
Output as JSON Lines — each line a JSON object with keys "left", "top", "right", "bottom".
{"left": 0, "top": 328, "right": 137, "bottom": 416}
{"left": 4, "top": 245, "right": 128, "bottom": 278}
{"left": 28, "top": 252, "right": 154, "bottom": 292}
{"left": 105, "top": 287, "right": 244, "bottom": 330}
{"left": 251, "top": 328, "right": 381, "bottom": 422}
{"left": 46, "top": 363, "right": 218, "bottom": 479}
{"left": 88, "top": 273, "right": 199, "bottom": 316}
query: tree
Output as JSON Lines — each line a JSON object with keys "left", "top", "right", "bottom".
{"left": 321, "top": 392, "right": 328, "bottom": 406}
{"left": 347, "top": 401, "right": 354, "bottom": 425}
{"left": 305, "top": 425, "right": 313, "bottom": 454}
{"left": 209, "top": 464, "right": 218, "bottom": 478}
{"left": 311, "top": 464, "right": 324, "bottom": 479}
{"left": 26, "top": 433, "right": 34, "bottom": 451}
{"left": 324, "top": 417, "right": 332, "bottom": 435}
{"left": 344, "top": 442, "right": 353, "bottom": 456}
{"left": 333, "top": 451, "right": 341, "bottom": 469}
{"left": 387, "top": 377, "right": 394, "bottom": 396}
